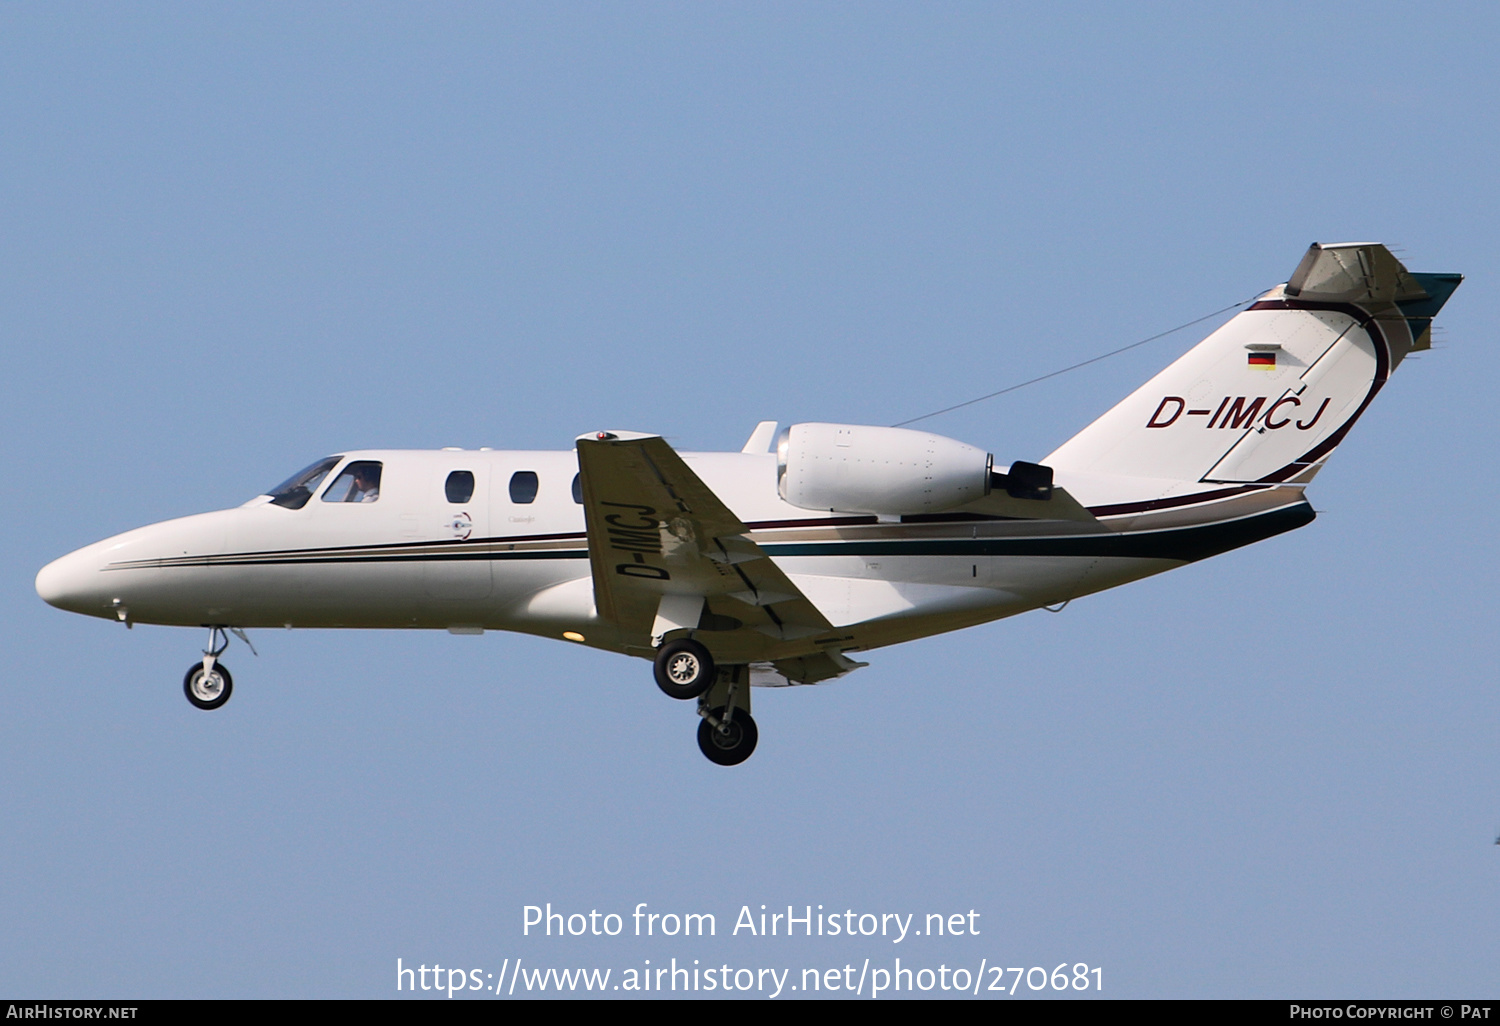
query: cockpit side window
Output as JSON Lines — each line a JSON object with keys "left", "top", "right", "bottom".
{"left": 267, "top": 456, "right": 342, "bottom": 510}
{"left": 509, "top": 470, "right": 539, "bottom": 504}
{"left": 445, "top": 470, "right": 475, "bottom": 504}
{"left": 322, "top": 461, "right": 384, "bottom": 503}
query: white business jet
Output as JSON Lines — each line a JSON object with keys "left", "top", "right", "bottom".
{"left": 36, "top": 243, "right": 1460, "bottom": 765}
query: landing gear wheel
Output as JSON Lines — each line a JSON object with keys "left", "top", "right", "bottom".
{"left": 654, "top": 639, "right": 715, "bottom": 700}
{"left": 697, "top": 707, "right": 758, "bottom": 766}
{"left": 184, "top": 661, "right": 233, "bottom": 710}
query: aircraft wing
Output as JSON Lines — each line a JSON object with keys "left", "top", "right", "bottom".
{"left": 575, "top": 431, "right": 835, "bottom": 646}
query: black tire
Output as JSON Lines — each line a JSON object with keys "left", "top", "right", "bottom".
{"left": 183, "top": 661, "right": 233, "bottom": 710}
{"left": 653, "top": 639, "right": 715, "bottom": 700}
{"left": 697, "top": 708, "right": 758, "bottom": 766}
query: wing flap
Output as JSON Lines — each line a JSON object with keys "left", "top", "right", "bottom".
{"left": 752, "top": 650, "right": 869, "bottom": 687}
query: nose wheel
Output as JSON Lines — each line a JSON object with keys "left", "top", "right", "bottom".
{"left": 184, "top": 661, "right": 233, "bottom": 710}
{"left": 182, "top": 626, "right": 252, "bottom": 711}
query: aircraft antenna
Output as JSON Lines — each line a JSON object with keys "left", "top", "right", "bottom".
{"left": 891, "top": 297, "right": 1259, "bottom": 428}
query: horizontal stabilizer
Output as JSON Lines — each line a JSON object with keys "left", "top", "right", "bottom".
{"left": 1285, "top": 242, "right": 1428, "bottom": 305}
{"left": 956, "top": 481, "right": 1097, "bottom": 522}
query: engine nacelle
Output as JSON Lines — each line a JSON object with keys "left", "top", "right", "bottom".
{"left": 776, "top": 423, "right": 992, "bottom": 516}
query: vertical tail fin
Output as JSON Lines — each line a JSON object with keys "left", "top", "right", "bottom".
{"left": 1045, "top": 243, "right": 1460, "bottom": 489}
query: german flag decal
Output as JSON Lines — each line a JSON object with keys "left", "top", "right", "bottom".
{"left": 1248, "top": 351, "right": 1276, "bottom": 370}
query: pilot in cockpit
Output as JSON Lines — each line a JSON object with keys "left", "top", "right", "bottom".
{"left": 349, "top": 463, "right": 380, "bottom": 503}
{"left": 321, "top": 461, "right": 383, "bottom": 504}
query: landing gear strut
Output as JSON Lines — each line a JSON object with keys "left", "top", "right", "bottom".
{"left": 697, "top": 705, "right": 758, "bottom": 766}
{"left": 183, "top": 626, "right": 250, "bottom": 711}
{"left": 694, "top": 665, "right": 757, "bottom": 766}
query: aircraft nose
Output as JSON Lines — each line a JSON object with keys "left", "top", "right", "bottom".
{"left": 36, "top": 547, "right": 108, "bottom": 616}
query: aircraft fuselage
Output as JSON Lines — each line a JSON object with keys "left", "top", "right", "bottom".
{"left": 35, "top": 446, "right": 1305, "bottom": 662}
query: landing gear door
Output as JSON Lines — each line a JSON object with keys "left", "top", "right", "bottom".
{"left": 423, "top": 463, "right": 493, "bottom": 603}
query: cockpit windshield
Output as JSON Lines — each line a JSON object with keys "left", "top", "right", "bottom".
{"left": 265, "top": 456, "right": 342, "bottom": 509}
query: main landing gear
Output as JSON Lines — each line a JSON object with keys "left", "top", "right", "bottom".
{"left": 183, "top": 626, "right": 253, "bottom": 711}
{"left": 697, "top": 703, "right": 757, "bottom": 766}
{"left": 654, "top": 638, "right": 715, "bottom": 700}
{"left": 653, "top": 640, "right": 757, "bottom": 765}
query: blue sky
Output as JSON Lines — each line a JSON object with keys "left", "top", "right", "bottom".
{"left": 3, "top": 2, "right": 1496, "bottom": 998}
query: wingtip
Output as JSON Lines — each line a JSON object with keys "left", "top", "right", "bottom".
{"left": 574, "top": 429, "right": 661, "bottom": 444}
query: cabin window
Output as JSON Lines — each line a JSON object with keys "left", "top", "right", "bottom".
{"left": 509, "top": 470, "right": 539, "bottom": 504}
{"left": 571, "top": 473, "right": 583, "bottom": 504}
{"left": 266, "top": 456, "right": 341, "bottom": 510}
{"left": 445, "top": 470, "right": 475, "bottom": 504}
{"left": 322, "top": 461, "right": 383, "bottom": 503}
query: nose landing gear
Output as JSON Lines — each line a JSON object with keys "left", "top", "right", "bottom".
{"left": 183, "top": 626, "right": 252, "bottom": 711}
{"left": 184, "top": 660, "right": 232, "bottom": 710}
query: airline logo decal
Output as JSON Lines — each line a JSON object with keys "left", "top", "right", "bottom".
{"left": 1146, "top": 395, "right": 1331, "bottom": 431}
{"left": 445, "top": 511, "right": 473, "bottom": 540}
